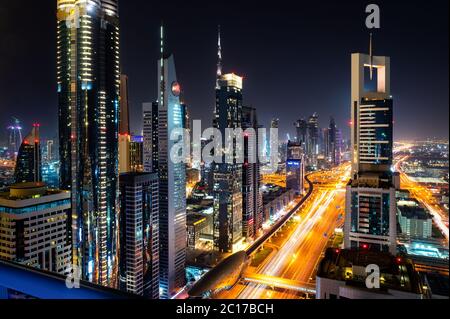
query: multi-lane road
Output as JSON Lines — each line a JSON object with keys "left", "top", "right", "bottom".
{"left": 396, "top": 155, "right": 449, "bottom": 241}
{"left": 217, "top": 163, "right": 351, "bottom": 299}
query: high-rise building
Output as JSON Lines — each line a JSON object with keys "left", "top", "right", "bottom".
{"left": 306, "top": 113, "right": 319, "bottom": 167}
{"left": 45, "top": 140, "right": 54, "bottom": 162}
{"left": 344, "top": 42, "right": 397, "bottom": 254}
{"left": 119, "top": 172, "right": 159, "bottom": 298}
{"left": 213, "top": 73, "right": 244, "bottom": 252}
{"left": 242, "top": 106, "right": 263, "bottom": 240}
{"left": 119, "top": 74, "right": 131, "bottom": 174}
{"left": 286, "top": 141, "right": 304, "bottom": 195}
{"left": 7, "top": 118, "right": 23, "bottom": 158}
{"left": 57, "top": 0, "right": 120, "bottom": 286}
{"left": 0, "top": 182, "right": 71, "bottom": 275}
{"left": 156, "top": 27, "right": 187, "bottom": 298}
{"left": 130, "top": 135, "right": 144, "bottom": 173}
{"left": 14, "top": 124, "right": 41, "bottom": 184}
{"left": 327, "top": 116, "right": 338, "bottom": 166}
{"left": 143, "top": 102, "right": 159, "bottom": 173}
{"left": 119, "top": 74, "right": 130, "bottom": 135}
{"left": 335, "top": 128, "right": 342, "bottom": 166}
{"left": 294, "top": 118, "right": 307, "bottom": 146}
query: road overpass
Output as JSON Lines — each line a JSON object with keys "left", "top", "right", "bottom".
{"left": 242, "top": 273, "right": 316, "bottom": 294}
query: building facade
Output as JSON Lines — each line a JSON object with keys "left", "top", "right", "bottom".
{"left": 213, "top": 73, "right": 244, "bottom": 253}
{"left": 156, "top": 28, "right": 187, "bottom": 298}
{"left": 241, "top": 106, "right": 263, "bottom": 240}
{"left": 119, "top": 173, "right": 159, "bottom": 299}
{"left": 57, "top": 0, "right": 120, "bottom": 286}
{"left": 344, "top": 50, "right": 397, "bottom": 255}
{"left": 14, "top": 125, "right": 41, "bottom": 184}
{"left": 0, "top": 183, "right": 71, "bottom": 275}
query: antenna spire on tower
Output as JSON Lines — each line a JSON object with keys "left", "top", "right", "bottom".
{"left": 369, "top": 32, "right": 374, "bottom": 80}
{"left": 160, "top": 21, "right": 164, "bottom": 59}
{"left": 216, "top": 25, "right": 223, "bottom": 88}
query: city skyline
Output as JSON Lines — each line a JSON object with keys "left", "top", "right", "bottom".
{"left": 0, "top": 0, "right": 449, "bottom": 142}
{"left": 0, "top": 0, "right": 448, "bottom": 304}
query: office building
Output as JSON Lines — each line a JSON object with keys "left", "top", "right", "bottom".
{"left": 57, "top": 0, "right": 120, "bottom": 286}
{"left": 294, "top": 118, "right": 307, "bottom": 145}
{"left": 213, "top": 73, "right": 244, "bottom": 253}
{"left": 241, "top": 106, "right": 263, "bottom": 239}
{"left": 344, "top": 44, "right": 397, "bottom": 255}
{"left": 14, "top": 124, "right": 41, "bottom": 184}
{"left": 316, "top": 248, "right": 428, "bottom": 299}
{"left": 130, "top": 135, "right": 144, "bottom": 173}
{"left": 0, "top": 182, "right": 71, "bottom": 275}
{"left": 306, "top": 113, "right": 319, "bottom": 167}
{"left": 397, "top": 199, "right": 433, "bottom": 239}
{"left": 143, "top": 102, "right": 159, "bottom": 173}
{"left": 119, "top": 172, "right": 159, "bottom": 299}
{"left": 286, "top": 141, "right": 304, "bottom": 195}
{"left": 156, "top": 27, "right": 187, "bottom": 298}
{"left": 119, "top": 74, "right": 132, "bottom": 173}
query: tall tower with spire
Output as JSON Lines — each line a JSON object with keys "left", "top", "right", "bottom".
{"left": 156, "top": 24, "right": 187, "bottom": 299}
{"left": 216, "top": 25, "right": 223, "bottom": 89}
{"left": 345, "top": 35, "right": 396, "bottom": 255}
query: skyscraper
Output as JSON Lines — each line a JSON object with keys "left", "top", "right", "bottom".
{"left": 344, "top": 42, "right": 396, "bottom": 255}
{"left": 242, "top": 106, "right": 263, "bottom": 240}
{"left": 14, "top": 124, "right": 41, "bottom": 184}
{"left": 286, "top": 141, "right": 304, "bottom": 195}
{"left": 294, "top": 118, "right": 307, "bottom": 146}
{"left": 143, "top": 102, "right": 159, "bottom": 173}
{"left": 57, "top": 0, "right": 120, "bottom": 286}
{"left": 306, "top": 113, "right": 319, "bottom": 167}
{"left": 156, "top": 26, "right": 187, "bottom": 298}
{"left": 327, "top": 116, "right": 338, "bottom": 165}
{"left": 213, "top": 73, "right": 244, "bottom": 252}
{"left": 119, "top": 172, "right": 159, "bottom": 299}
{"left": 119, "top": 74, "right": 131, "bottom": 173}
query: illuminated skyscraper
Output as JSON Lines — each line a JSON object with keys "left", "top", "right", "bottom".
{"left": 57, "top": 0, "right": 120, "bottom": 286}
{"left": 306, "top": 113, "right": 319, "bottom": 167}
{"left": 119, "top": 74, "right": 131, "bottom": 173}
{"left": 242, "top": 106, "right": 263, "bottom": 239}
{"left": 119, "top": 172, "right": 159, "bottom": 298}
{"left": 286, "top": 141, "right": 304, "bottom": 195}
{"left": 157, "top": 26, "right": 187, "bottom": 298}
{"left": 344, "top": 41, "right": 396, "bottom": 255}
{"left": 294, "top": 118, "right": 307, "bottom": 146}
{"left": 213, "top": 73, "right": 244, "bottom": 252}
{"left": 7, "top": 117, "right": 23, "bottom": 158}
{"left": 143, "top": 102, "right": 159, "bottom": 173}
{"left": 14, "top": 124, "right": 41, "bottom": 184}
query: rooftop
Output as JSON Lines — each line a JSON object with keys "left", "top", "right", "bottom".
{"left": 398, "top": 203, "right": 433, "bottom": 220}
{"left": 317, "top": 248, "right": 424, "bottom": 295}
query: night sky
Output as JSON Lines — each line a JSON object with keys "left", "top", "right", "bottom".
{"left": 0, "top": 0, "right": 448, "bottom": 144}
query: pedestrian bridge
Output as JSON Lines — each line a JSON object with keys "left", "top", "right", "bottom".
{"left": 242, "top": 273, "right": 316, "bottom": 294}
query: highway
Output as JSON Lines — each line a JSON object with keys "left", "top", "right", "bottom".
{"left": 217, "top": 163, "right": 351, "bottom": 299}
{"left": 395, "top": 155, "right": 449, "bottom": 241}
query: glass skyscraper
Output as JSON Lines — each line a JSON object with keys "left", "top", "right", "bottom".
{"left": 14, "top": 125, "right": 41, "bottom": 184}
{"left": 213, "top": 73, "right": 244, "bottom": 253}
{"left": 156, "top": 27, "right": 187, "bottom": 299}
{"left": 57, "top": 0, "right": 120, "bottom": 287}
{"left": 344, "top": 51, "right": 397, "bottom": 255}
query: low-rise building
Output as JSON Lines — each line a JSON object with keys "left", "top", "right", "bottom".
{"left": 316, "top": 248, "right": 428, "bottom": 299}
{"left": 397, "top": 199, "right": 433, "bottom": 239}
{"left": 262, "top": 184, "right": 295, "bottom": 222}
{"left": 0, "top": 182, "right": 71, "bottom": 275}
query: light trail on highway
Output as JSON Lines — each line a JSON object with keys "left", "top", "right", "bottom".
{"left": 217, "top": 163, "right": 351, "bottom": 299}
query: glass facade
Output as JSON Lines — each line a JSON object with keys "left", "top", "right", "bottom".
{"left": 57, "top": 0, "right": 120, "bottom": 287}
